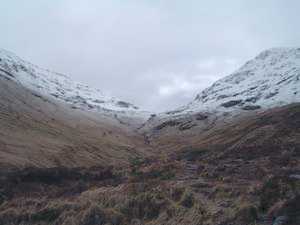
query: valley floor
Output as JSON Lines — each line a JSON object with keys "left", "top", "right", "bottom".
{"left": 0, "top": 144, "right": 299, "bottom": 225}
{"left": 0, "top": 103, "right": 300, "bottom": 225}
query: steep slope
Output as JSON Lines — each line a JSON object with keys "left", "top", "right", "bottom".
{"left": 141, "top": 48, "right": 300, "bottom": 143}
{"left": 175, "top": 47, "right": 300, "bottom": 115}
{"left": 0, "top": 49, "right": 149, "bottom": 122}
{"left": 1, "top": 47, "right": 299, "bottom": 168}
{"left": 0, "top": 75, "right": 153, "bottom": 168}
{"left": 156, "top": 48, "right": 300, "bottom": 116}
{"left": 0, "top": 50, "right": 152, "bottom": 168}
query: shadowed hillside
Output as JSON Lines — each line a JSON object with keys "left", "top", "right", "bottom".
{"left": 0, "top": 75, "right": 151, "bottom": 168}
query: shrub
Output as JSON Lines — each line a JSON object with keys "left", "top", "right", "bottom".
{"left": 180, "top": 191, "right": 194, "bottom": 208}
{"left": 259, "top": 178, "right": 281, "bottom": 212}
{"left": 79, "top": 205, "right": 106, "bottom": 225}
{"left": 120, "top": 192, "right": 166, "bottom": 220}
{"left": 104, "top": 208, "right": 124, "bottom": 225}
{"left": 129, "top": 157, "right": 144, "bottom": 168}
{"left": 170, "top": 187, "right": 185, "bottom": 202}
{"left": 129, "top": 157, "right": 144, "bottom": 177}
{"left": 129, "top": 161, "right": 175, "bottom": 182}
{"left": 259, "top": 176, "right": 299, "bottom": 212}
{"left": 31, "top": 207, "right": 61, "bottom": 222}
{"left": 235, "top": 205, "right": 258, "bottom": 224}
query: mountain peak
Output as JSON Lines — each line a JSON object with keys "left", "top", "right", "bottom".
{"left": 184, "top": 47, "right": 300, "bottom": 114}
{"left": 0, "top": 49, "right": 148, "bottom": 118}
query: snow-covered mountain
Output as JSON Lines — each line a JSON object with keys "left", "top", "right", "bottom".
{"left": 165, "top": 47, "right": 300, "bottom": 116}
{"left": 1, "top": 47, "right": 299, "bottom": 126}
{"left": 0, "top": 49, "right": 149, "bottom": 119}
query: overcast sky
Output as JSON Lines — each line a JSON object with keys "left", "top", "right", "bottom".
{"left": 1, "top": 0, "right": 300, "bottom": 112}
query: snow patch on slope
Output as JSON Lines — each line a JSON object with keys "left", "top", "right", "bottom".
{"left": 168, "top": 48, "right": 300, "bottom": 116}
{"left": 0, "top": 49, "right": 149, "bottom": 119}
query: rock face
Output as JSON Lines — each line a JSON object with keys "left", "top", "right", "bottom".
{"left": 141, "top": 48, "right": 300, "bottom": 138}
{"left": 170, "top": 48, "right": 300, "bottom": 115}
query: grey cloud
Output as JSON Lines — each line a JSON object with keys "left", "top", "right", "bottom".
{"left": 1, "top": 0, "right": 300, "bottom": 112}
